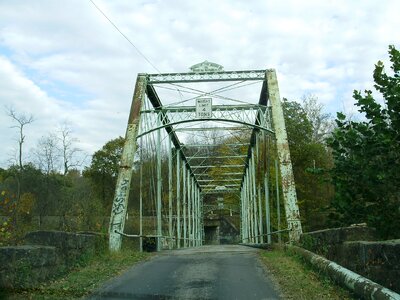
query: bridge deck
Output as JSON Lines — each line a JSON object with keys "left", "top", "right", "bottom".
{"left": 90, "top": 245, "right": 280, "bottom": 299}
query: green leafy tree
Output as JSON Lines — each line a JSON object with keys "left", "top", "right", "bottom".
{"left": 83, "top": 137, "right": 125, "bottom": 211}
{"left": 327, "top": 45, "right": 400, "bottom": 238}
{"left": 282, "top": 99, "right": 333, "bottom": 231}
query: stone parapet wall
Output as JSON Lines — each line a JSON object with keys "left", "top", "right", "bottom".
{"left": 0, "top": 231, "right": 106, "bottom": 289}
{"left": 300, "top": 226, "right": 400, "bottom": 293}
{"left": 0, "top": 245, "right": 59, "bottom": 289}
{"left": 24, "top": 231, "right": 105, "bottom": 267}
{"left": 336, "top": 240, "right": 400, "bottom": 293}
{"left": 300, "top": 226, "right": 378, "bottom": 257}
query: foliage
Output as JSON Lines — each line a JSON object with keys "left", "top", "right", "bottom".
{"left": 0, "top": 167, "right": 107, "bottom": 244}
{"left": 0, "top": 190, "right": 15, "bottom": 245}
{"left": 260, "top": 248, "right": 354, "bottom": 299}
{"left": 282, "top": 99, "right": 334, "bottom": 232}
{"left": 83, "top": 136, "right": 125, "bottom": 211}
{"left": 3, "top": 250, "right": 150, "bottom": 299}
{"left": 0, "top": 110, "right": 130, "bottom": 245}
{"left": 327, "top": 45, "right": 400, "bottom": 238}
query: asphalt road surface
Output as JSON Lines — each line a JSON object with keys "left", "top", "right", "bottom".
{"left": 89, "top": 245, "right": 280, "bottom": 300}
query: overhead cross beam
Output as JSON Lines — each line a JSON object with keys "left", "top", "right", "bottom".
{"left": 147, "top": 70, "right": 266, "bottom": 84}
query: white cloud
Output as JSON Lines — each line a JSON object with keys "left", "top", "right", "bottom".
{"left": 0, "top": 0, "right": 399, "bottom": 168}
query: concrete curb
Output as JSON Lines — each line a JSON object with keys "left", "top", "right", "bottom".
{"left": 287, "top": 245, "right": 400, "bottom": 300}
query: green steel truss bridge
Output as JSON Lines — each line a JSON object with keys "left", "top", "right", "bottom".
{"left": 109, "top": 68, "right": 302, "bottom": 251}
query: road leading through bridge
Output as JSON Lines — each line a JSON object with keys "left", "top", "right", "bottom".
{"left": 89, "top": 245, "right": 280, "bottom": 299}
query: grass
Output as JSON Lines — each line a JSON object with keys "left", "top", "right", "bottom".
{"left": 260, "top": 246, "right": 356, "bottom": 300}
{"left": 3, "top": 249, "right": 151, "bottom": 300}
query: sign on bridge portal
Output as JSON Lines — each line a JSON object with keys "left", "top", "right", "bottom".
{"left": 196, "top": 97, "right": 212, "bottom": 118}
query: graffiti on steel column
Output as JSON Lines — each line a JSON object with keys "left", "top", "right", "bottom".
{"left": 110, "top": 221, "right": 122, "bottom": 233}
{"left": 111, "top": 178, "right": 129, "bottom": 215}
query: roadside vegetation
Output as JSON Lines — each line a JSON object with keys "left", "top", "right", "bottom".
{"left": 260, "top": 247, "right": 355, "bottom": 300}
{"left": 327, "top": 45, "right": 400, "bottom": 238}
{"left": 0, "top": 44, "right": 398, "bottom": 297}
{"left": 2, "top": 248, "right": 150, "bottom": 299}
{"left": 1, "top": 46, "right": 398, "bottom": 248}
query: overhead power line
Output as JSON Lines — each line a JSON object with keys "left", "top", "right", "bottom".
{"left": 89, "top": 0, "right": 161, "bottom": 73}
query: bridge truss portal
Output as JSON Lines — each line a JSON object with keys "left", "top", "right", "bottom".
{"left": 109, "top": 69, "right": 302, "bottom": 251}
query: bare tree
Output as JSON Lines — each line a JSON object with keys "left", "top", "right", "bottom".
{"left": 34, "top": 133, "right": 60, "bottom": 175}
{"left": 6, "top": 107, "right": 34, "bottom": 229}
{"left": 301, "top": 94, "right": 334, "bottom": 143}
{"left": 6, "top": 107, "right": 34, "bottom": 170}
{"left": 59, "top": 123, "right": 84, "bottom": 175}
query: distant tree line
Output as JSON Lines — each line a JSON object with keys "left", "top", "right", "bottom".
{"left": 1, "top": 45, "right": 398, "bottom": 246}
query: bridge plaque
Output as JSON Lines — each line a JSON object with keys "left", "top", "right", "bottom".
{"left": 196, "top": 97, "right": 212, "bottom": 118}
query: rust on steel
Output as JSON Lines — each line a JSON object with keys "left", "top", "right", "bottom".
{"left": 266, "top": 69, "right": 302, "bottom": 242}
{"left": 109, "top": 74, "right": 147, "bottom": 251}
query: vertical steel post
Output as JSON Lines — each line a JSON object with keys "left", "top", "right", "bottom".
{"left": 244, "top": 188, "right": 247, "bottom": 242}
{"left": 266, "top": 69, "right": 302, "bottom": 242}
{"left": 246, "top": 169, "right": 254, "bottom": 243}
{"left": 256, "top": 134, "right": 264, "bottom": 243}
{"left": 264, "top": 174, "right": 271, "bottom": 244}
{"left": 194, "top": 185, "right": 198, "bottom": 246}
{"left": 109, "top": 74, "right": 146, "bottom": 252}
{"left": 192, "top": 178, "right": 195, "bottom": 247}
{"left": 275, "top": 159, "right": 281, "bottom": 243}
{"left": 244, "top": 173, "right": 248, "bottom": 242}
{"left": 258, "top": 184, "right": 264, "bottom": 243}
{"left": 245, "top": 172, "right": 251, "bottom": 242}
{"left": 139, "top": 154, "right": 143, "bottom": 252}
{"left": 196, "top": 185, "right": 200, "bottom": 246}
{"left": 176, "top": 150, "right": 181, "bottom": 249}
{"left": 168, "top": 136, "right": 173, "bottom": 249}
{"left": 239, "top": 185, "right": 244, "bottom": 242}
{"left": 263, "top": 131, "right": 272, "bottom": 244}
{"left": 183, "top": 163, "right": 187, "bottom": 247}
{"left": 187, "top": 170, "right": 191, "bottom": 247}
{"left": 198, "top": 188, "right": 201, "bottom": 245}
{"left": 198, "top": 191, "right": 202, "bottom": 245}
{"left": 202, "top": 193, "right": 205, "bottom": 244}
{"left": 192, "top": 177, "right": 195, "bottom": 246}
{"left": 245, "top": 183, "right": 249, "bottom": 243}
{"left": 156, "top": 116, "right": 162, "bottom": 251}
{"left": 192, "top": 176, "right": 195, "bottom": 246}
{"left": 251, "top": 152, "right": 259, "bottom": 243}
{"left": 241, "top": 182, "right": 246, "bottom": 242}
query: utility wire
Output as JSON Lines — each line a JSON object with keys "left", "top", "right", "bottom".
{"left": 89, "top": 0, "right": 161, "bottom": 73}
{"left": 162, "top": 80, "right": 263, "bottom": 106}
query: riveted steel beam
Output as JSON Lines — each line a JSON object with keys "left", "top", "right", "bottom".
{"left": 147, "top": 69, "right": 266, "bottom": 84}
{"left": 173, "top": 126, "right": 250, "bottom": 132}
{"left": 188, "top": 155, "right": 246, "bottom": 160}
{"left": 141, "top": 104, "right": 264, "bottom": 113}
{"left": 182, "top": 143, "right": 249, "bottom": 147}
{"left": 136, "top": 118, "right": 271, "bottom": 139}
{"left": 191, "top": 165, "right": 244, "bottom": 168}
{"left": 109, "top": 74, "right": 146, "bottom": 251}
{"left": 267, "top": 69, "right": 302, "bottom": 242}
{"left": 193, "top": 173, "right": 243, "bottom": 176}
{"left": 197, "top": 179, "right": 242, "bottom": 182}
{"left": 202, "top": 189, "right": 239, "bottom": 194}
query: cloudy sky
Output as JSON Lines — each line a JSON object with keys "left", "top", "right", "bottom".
{"left": 0, "top": 0, "right": 399, "bottom": 169}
